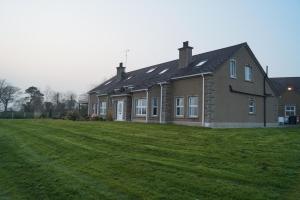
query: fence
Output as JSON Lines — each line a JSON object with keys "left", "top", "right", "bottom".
{"left": 0, "top": 111, "right": 34, "bottom": 119}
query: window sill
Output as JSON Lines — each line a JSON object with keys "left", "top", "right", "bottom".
{"left": 244, "top": 80, "right": 254, "bottom": 83}
{"left": 175, "top": 115, "right": 184, "bottom": 118}
{"left": 230, "top": 76, "right": 237, "bottom": 79}
{"left": 135, "top": 115, "right": 146, "bottom": 118}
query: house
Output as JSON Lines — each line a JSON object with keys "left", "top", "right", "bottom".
{"left": 270, "top": 77, "right": 300, "bottom": 123}
{"left": 88, "top": 41, "right": 278, "bottom": 128}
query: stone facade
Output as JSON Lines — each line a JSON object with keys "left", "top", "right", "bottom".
{"left": 88, "top": 45, "right": 278, "bottom": 128}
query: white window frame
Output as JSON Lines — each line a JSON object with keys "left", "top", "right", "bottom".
{"left": 151, "top": 97, "right": 158, "bottom": 116}
{"left": 135, "top": 98, "right": 147, "bottom": 116}
{"left": 175, "top": 97, "right": 184, "bottom": 117}
{"left": 188, "top": 96, "right": 198, "bottom": 118}
{"left": 230, "top": 59, "right": 237, "bottom": 79}
{"left": 249, "top": 97, "right": 256, "bottom": 114}
{"left": 99, "top": 101, "right": 107, "bottom": 115}
{"left": 285, "top": 105, "right": 296, "bottom": 117}
{"left": 245, "top": 65, "right": 253, "bottom": 81}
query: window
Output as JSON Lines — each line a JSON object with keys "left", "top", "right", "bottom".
{"left": 159, "top": 69, "right": 169, "bottom": 75}
{"left": 104, "top": 81, "right": 112, "bottom": 85}
{"left": 285, "top": 105, "right": 296, "bottom": 117}
{"left": 249, "top": 98, "right": 256, "bottom": 114}
{"left": 175, "top": 97, "right": 184, "bottom": 117}
{"left": 229, "top": 59, "right": 237, "bottom": 78}
{"left": 245, "top": 66, "right": 253, "bottom": 81}
{"left": 146, "top": 68, "right": 156, "bottom": 73}
{"left": 99, "top": 102, "right": 107, "bottom": 115}
{"left": 196, "top": 60, "right": 207, "bottom": 67}
{"left": 188, "top": 96, "right": 198, "bottom": 117}
{"left": 152, "top": 97, "right": 158, "bottom": 116}
{"left": 135, "top": 99, "right": 147, "bottom": 116}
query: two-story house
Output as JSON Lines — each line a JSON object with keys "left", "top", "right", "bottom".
{"left": 88, "top": 42, "right": 278, "bottom": 128}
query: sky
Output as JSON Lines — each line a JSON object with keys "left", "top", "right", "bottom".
{"left": 0, "top": 0, "right": 300, "bottom": 95}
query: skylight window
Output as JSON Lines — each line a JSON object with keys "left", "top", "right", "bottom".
{"left": 146, "top": 68, "right": 156, "bottom": 73}
{"left": 159, "top": 69, "right": 169, "bottom": 75}
{"left": 104, "top": 81, "right": 112, "bottom": 85}
{"left": 196, "top": 60, "right": 208, "bottom": 67}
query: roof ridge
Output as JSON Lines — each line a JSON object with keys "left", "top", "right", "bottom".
{"left": 124, "top": 42, "right": 247, "bottom": 74}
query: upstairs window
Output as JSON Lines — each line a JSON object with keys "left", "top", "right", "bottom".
{"left": 99, "top": 102, "right": 107, "bottom": 115}
{"left": 245, "top": 66, "right": 253, "bottom": 81}
{"left": 249, "top": 97, "right": 256, "bottom": 114}
{"left": 188, "top": 96, "right": 198, "bottom": 117}
{"left": 151, "top": 97, "right": 158, "bottom": 116}
{"left": 196, "top": 60, "right": 207, "bottom": 67}
{"left": 146, "top": 68, "right": 156, "bottom": 73}
{"left": 285, "top": 105, "right": 296, "bottom": 117}
{"left": 175, "top": 97, "right": 184, "bottom": 117}
{"left": 229, "top": 59, "right": 237, "bottom": 78}
{"left": 135, "top": 99, "right": 147, "bottom": 116}
{"left": 104, "top": 81, "right": 112, "bottom": 85}
{"left": 159, "top": 69, "right": 169, "bottom": 75}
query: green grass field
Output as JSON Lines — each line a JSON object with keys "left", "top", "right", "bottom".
{"left": 0, "top": 120, "right": 300, "bottom": 200}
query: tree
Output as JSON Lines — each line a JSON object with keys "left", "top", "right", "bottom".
{"left": 0, "top": 79, "right": 7, "bottom": 110}
{"left": 24, "top": 86, "right": 44, "bottom": 113}
{"left": 64, "top": 91, "right": 77, "bottom": 111}
{"left": 1, "top": 85, "right": 20, "bottom": 111}
{"left": 0, "top": 79, "right": 20, "bottom": 112}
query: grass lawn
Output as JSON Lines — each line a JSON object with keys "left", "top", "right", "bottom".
{"left": 0, "top": 120, "right": 300, "bottom": 200}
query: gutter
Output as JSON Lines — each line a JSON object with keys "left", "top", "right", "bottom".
{"left": 171, "top": 72, "right": 212, "bottom": 80}
{"left": 96, "top": 93, "right": 108, "bottom": 97}
{"left": 131, "top": 88, "right": 148, "bottom": 93}
{"left": 229, "top": 85, "right": 272, "bottom": 97}
{"left": 110, "top": 94, "right": 131, "bottom": 97}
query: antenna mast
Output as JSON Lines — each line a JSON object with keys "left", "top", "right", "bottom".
{"left": 125, "top": 49, "right": 130, "bottom": 67}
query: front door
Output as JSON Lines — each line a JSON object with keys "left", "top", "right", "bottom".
{"left": 117, "top": 101, "right": 124, "bottom": 121}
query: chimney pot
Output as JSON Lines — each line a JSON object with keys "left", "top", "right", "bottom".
{"left": 183, "top": 41, "right": 189, "bottom": 47}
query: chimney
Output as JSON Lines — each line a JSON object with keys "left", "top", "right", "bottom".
{"left": 116, "top": 62, "right": 125, "bottom": 81}
{"left": 178, "top": 41, "right": 193, "bottom": 69}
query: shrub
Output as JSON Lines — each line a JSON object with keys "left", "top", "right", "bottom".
{"left": 66, "top": 111, "right": 80, "bottom": 121}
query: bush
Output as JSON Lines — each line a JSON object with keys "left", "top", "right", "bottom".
{"left": 90, "top": 114, "right": 105, "bottom": 121}
{"left": 66, "top": 111, "right": 80, "bottom": 121}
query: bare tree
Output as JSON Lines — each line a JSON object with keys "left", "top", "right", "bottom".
{"left": 0, "top": 79, "right": 7, "bottom": 109}
{"left": 64, "top": 91, "right": 77, "bottom": 111}
{"left": 44, "top": 86, "right": 55, "bottom": 103}
{"left": 0, "top": 80, "right": 20, "bottom": 111}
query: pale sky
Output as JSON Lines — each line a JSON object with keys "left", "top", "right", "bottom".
{"left": 1, "top": 0, "right": 300, "bottom": 95}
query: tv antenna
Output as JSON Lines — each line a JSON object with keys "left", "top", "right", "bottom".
{"left": 125, "top": 49, "right": 130, "bottom": 67}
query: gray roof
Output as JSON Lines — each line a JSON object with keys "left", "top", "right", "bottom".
{"left": 270, "top": 77, "right": 300, "bottom": 94}
{"left": 89, "top": 42, "right": 247, "bottom": 94}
